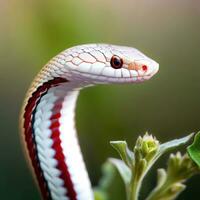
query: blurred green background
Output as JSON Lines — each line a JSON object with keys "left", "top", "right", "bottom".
{"left": 1, "top": 0, "right": 200, "bottom": 199}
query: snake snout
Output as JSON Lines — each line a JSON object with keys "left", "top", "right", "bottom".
{"left": 151, "top": 61, "right": 159, "bottom": 76}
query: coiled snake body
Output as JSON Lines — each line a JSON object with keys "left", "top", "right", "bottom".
{"left": 20, "top": 44, "right": 159, "bottom": 200}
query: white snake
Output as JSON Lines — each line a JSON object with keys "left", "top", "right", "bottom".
{"left": 20, "top": 43, "right": 159, "bottom": 200}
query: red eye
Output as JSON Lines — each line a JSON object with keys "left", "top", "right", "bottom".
{"left": 142, "top": 65, "right": 148, "bottom": 71}
{"left": 110, "top": 55, "right": 123, "bottom": 69}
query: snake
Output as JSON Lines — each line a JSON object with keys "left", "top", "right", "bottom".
{"left": 20, "top": 43, "right": 159, "bottom": 200}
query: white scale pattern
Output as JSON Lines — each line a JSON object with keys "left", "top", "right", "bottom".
{"left": 33, "top": 85, "right": 93, "bottom": 200}
{"left": 60, "top": 90, "right": 93, "bottom": 200}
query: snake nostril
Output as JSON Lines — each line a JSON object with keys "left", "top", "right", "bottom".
{"left": 142, "top": 65, "right": 148, "bottom": 72}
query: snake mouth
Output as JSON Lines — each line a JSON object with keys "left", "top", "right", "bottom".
{"left": 69, "top": 69, "right": 157, "bottom": 84}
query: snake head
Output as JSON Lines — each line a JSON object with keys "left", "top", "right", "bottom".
{"left": 56, "top": 44, "right": 159, "bottom": 84}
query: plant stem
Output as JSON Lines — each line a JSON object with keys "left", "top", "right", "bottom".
{"left": 128, "top": 173, "right": 143, "bottom": 200}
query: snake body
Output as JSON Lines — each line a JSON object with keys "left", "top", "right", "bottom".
{"left": 20, "top": 44, "right": 159, "bottom": 200}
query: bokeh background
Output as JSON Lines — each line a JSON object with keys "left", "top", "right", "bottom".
{"left": 1, "top": 0, "right": 200, "bottom": 199}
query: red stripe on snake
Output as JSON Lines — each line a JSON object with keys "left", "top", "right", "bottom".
{"left": 50, "top": 97, "right": 77, "bottom": 199}
{"left": 23, "top": 77, "right": 68, "bottom": 200}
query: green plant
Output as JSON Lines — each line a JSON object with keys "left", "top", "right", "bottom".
{"left": 95, "top": 132, "right": 200, "bottom": 200}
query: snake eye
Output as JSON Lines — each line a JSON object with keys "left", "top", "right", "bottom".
{"left": 110, "top": 55, "right": 123, "bottom": 69}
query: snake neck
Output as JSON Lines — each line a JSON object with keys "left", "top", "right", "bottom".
{"left": 22, "top": 78, "right": 93, "bottom": 200}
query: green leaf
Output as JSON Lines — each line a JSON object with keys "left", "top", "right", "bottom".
{"left": 110, "top": 141, "right": 134, "bottom": 167}
{"left": 155, "top": 133, "right": 194, "bottom": 161}
{"left": 187, "top": 131, "right": 200, "bottom": 167}
{"left": 109, "top": 158, "right": 132, "bottom": 185}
